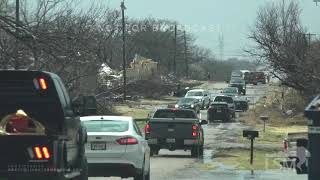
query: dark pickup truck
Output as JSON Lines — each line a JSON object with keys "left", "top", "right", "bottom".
{"left": 0, "top": 71, "right": 92, "bottom": 180}
{"left": 145, "top": 108, "right": 207, "bottom": 157}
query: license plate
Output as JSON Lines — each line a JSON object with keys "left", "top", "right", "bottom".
{"left": 166, "top": 138, "right": 176, "bottom": 143}
{"left": 217, "top": 109, "right": 222, "bottom": 112}
{"left": 91, "top": 142, "right": 106, "bottom": 150}
{"left": 168, "top": 128, "right": 175, "bottom": 132}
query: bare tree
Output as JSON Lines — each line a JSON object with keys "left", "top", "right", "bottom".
{"left": 247, "top": 1, "right": 320, "bottom": 94}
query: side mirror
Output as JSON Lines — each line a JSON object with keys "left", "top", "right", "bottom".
{"left": 200, "top": 120, "right": 208, "bottom": 125}
{"left": 204, "top": 94, "right": 208, "bottom": 97}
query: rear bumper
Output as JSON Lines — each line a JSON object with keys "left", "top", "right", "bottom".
{"left": 88, "top": 163, "right": 142, "bottom": 177}
{"left": 207, "top": 112, "right": 230, "bottom": 120}
{"left": 146, "top": 138, "right": 201, "bottom": 150}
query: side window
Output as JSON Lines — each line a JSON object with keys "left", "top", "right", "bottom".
{"left": 53, "top": 79, "right": 67, "bottom": 109}
{"left": 133, "top": 121, "right": 142, "bottom": 136}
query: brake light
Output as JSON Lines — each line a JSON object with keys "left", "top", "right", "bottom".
{"left": 34, "top": 147, "right": 42, "bottom": 159}
{"left": 171, "top": 108, "right": 178, "bottom": 112}
{"left": 38, "top": 78, "right": 48, "bottom": 90}
{"left": 192, "top": 125, "right": 197, "bottom": 130}
{"left": 33, "top": 146, "right": 51, "bottom": 160}
{"left": 192, "top": 124, "right": 198, "bottom": 137}
{"left": 145, "top": 123, "right": 151, "bottom": 134}
{"left": 117, "top": 137, "right": 138, "bottom": 145}
{"left": 208, "top": 107, "right": 214, "bottom": 112}
{"left": 42, "top": 147, "right": 51, "bottom": 159}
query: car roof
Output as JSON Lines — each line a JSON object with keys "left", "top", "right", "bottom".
{"left": 80, "top": 116, "right": 133, "bottom": 122}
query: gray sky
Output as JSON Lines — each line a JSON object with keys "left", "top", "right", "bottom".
{"left": 102, "top": 0, "right": 320, "bottom": 60}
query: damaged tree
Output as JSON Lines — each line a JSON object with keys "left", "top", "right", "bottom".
{"left": 247, "top": 1, "right": 320, "bottom": 95}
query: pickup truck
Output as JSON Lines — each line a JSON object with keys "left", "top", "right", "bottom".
{"left": 0, "top": 70, "right": 92, "bottom": 180}
{"left": 145, "top": 108, "right": 208, "bottom": 157}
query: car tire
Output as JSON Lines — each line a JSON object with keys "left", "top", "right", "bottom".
{"left": 191, "top": 145, "right": 203, "bottom": 157}
{"left": 134, "top": 162, "right": 146, "bottom": 180}
{"left": 145, "top": 160, "right": 150, "bottom": 180}
{"left": 150, "top": 147, "right": 159, "bottom": 156}
{"left": 74, "top": 156, "right": 88, "bottom": 180}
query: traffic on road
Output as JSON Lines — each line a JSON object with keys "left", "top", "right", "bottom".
{"left": 0, "top": 0, "right": 318, "bottom": 179}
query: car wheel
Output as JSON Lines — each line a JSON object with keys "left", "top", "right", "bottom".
{"left": 191, "top": 146, "right": 203, "bottom": 157}
{"left": 74, "top": 156, "right": 88, "bottom": 180}
{"left": 150, "top": 147, "right": 159, "bottom": 156}
{"left": 145, "top": 160, "right": 150, "bottom": 180}
{"left": 134, "top": 162, "right": 146, "bottom": 180}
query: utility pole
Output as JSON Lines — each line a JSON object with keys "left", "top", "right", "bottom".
{"left": 183, "top": 30, "right": 188, "bottom": 78}
{"left": 173, "top": 24, "right": 177, "bottom": 77}
{"left": 305, "top": 33, "right": 316, "bottom": 48}
{"left": 121, "top": 1, "right": 127, "bottom": 101}
{"left": 15, "top": 0, "right": 20, "bottom": 69}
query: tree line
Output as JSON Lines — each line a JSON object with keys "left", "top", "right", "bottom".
{"left": 0, "top": 0, "right": 258, "bottom": 96}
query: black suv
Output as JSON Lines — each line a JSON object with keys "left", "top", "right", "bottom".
{"left": 207, "top": 102, "right": 232, "bottom": 122}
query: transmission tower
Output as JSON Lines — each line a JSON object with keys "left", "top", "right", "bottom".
{"left": 218, "top": 32, "right": 224, "bottom": 60}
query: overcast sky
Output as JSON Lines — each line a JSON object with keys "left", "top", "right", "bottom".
{"left": 100, "top": 0, "right": 320, "bottom": 60}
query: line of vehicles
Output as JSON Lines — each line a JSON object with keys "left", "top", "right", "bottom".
{"left": 0, "top": 70, "right": 213, "bottom": 180}
{"left": 0, "top": 70, "right": 267, "bottom": 180}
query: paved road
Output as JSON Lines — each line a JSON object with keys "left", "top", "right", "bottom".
{"left": 90, "top": 82, "right": 307, "bottom": 180}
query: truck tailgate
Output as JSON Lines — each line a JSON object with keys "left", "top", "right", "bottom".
{"left": 0, "top": 135, "right": 54, "bottom": 174}
{"left": 148, "top": 118, "right": 198, "bottom": 139}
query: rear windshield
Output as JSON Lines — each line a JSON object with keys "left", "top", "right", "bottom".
{"left": 230, "top": 78, "right": 244, "bottom": 84}
{"left": 214, "top": 96, "right": 233, "bottom": 103}
{"left": 82, "top": 120, "right": 129, "bottom": 132}
{"left": 222, "top": 88, "right": 238, "bottom": 93}
{"left": 153, "top": 110, "right": 197, "bottom": 119}
{"left": 186, "top": 91, "right": 203, "bottom": 96}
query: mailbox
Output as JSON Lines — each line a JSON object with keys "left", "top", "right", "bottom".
{"left": 260, "top": 116, "right": 269, "bottom": 121}
{"left": 243, "top": 130, "right": 259, "bottom": 139}
{"left": 304, "top": 95, "right": 320, "bottom": 179}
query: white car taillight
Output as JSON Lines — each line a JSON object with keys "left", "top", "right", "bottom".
{"left": 117, "top": 137, "right": 138, "bottom": 145}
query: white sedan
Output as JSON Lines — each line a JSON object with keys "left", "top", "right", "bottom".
{"left": 80, "top": 116, "right": 150, "bottom": 180}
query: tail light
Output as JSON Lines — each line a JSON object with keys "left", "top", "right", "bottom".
{"left": 208, "top": 107, "right": 215, "bottom": 112}
{"left": 283, "top": 139, "right": 288, "bottom": 152}
{"left": 192, "top": 124, "right": 198, "bottom": 137}
{"left": 117, "top": 137, "right": 138, "bottom": 145}
{"left": 38, "top": 78, "right": 48, "bottom": 90}
{"left": 145, "top": 122, "right": 151, "bottom": 134}
{"left": 33, "top": 146, "right": 51, "bottom": 160}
